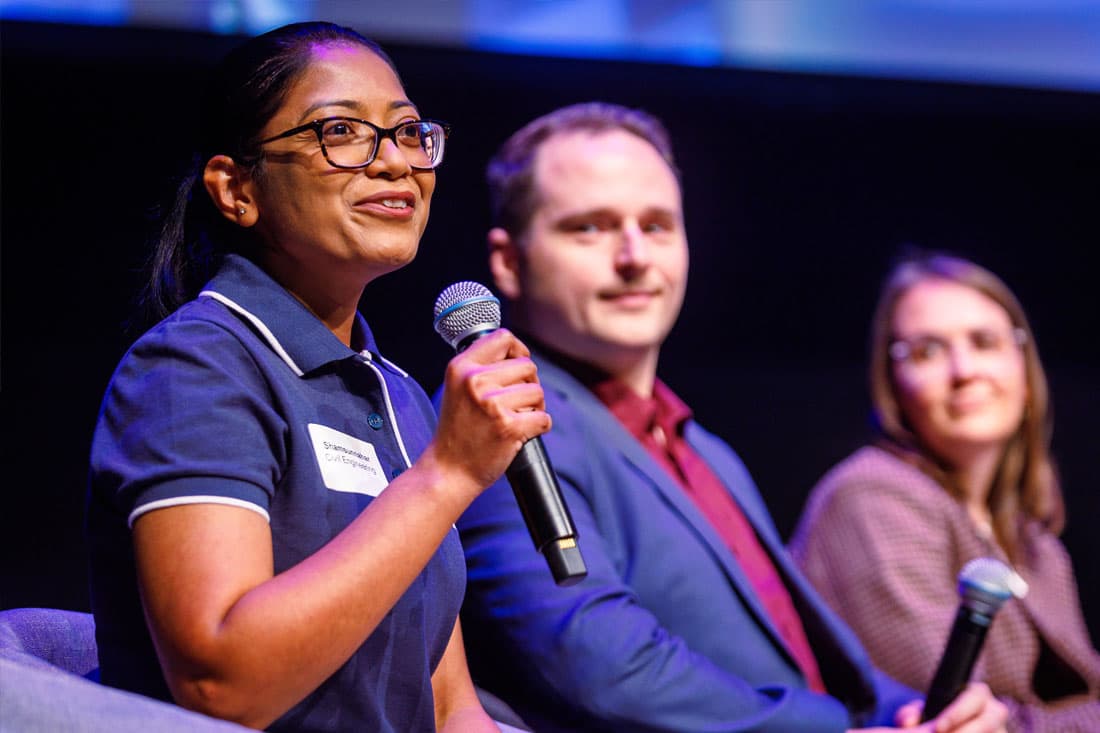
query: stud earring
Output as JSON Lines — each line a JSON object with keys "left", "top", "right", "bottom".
{"left": 237, "top": 207, "right": 246, "bottom": 216}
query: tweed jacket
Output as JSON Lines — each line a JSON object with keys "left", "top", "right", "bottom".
{"left": 790, "top": 445, "right": 1100, "bottom": 733}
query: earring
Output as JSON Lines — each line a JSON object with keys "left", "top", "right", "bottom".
{"left": 237, "top": 207, "right": 246, "bottom": 216}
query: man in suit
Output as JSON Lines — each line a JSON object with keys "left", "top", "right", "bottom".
{"left": 455, "top": 102, "right": 1008, "bottom": 732}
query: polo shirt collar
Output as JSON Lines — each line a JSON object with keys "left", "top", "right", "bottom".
{"left": 201, "top": 254, "right": 379, "bottom": 376}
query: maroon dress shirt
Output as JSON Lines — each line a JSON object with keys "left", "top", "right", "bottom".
{"left": 591, "top": 377, "right": 828, "bottom": 694}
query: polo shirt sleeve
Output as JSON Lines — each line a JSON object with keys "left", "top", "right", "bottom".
{"left": 90, "top": 317, "right": 285, "bottom": 526}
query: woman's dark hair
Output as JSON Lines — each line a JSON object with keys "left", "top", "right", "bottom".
{"left": 138, "top": 21, "right": 396, "bottom": 327}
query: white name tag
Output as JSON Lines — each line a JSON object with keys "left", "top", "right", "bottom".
{"left": 308, "top": 423, "right": 390, "bottom": 497}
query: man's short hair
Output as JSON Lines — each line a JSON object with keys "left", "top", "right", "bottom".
{"left": 487, "top": 102, "right": 679, "bottom": 240}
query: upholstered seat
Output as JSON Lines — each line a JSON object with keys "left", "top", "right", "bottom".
{"left": 0, "top": 607, "right": 250, "bottom": 732}
{"left": 0, "top": 606, "right": 532, "bottom": 732}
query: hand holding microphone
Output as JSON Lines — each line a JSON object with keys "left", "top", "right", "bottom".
{"left": 433, "top": 281, "right": 588, "bottom": 587}
{"left": 920, "top": 557, "right": 1027, "bottom": 722}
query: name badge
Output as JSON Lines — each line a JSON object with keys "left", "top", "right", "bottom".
{"left": 308, "top": 423, "right": 390, "bottom": 497}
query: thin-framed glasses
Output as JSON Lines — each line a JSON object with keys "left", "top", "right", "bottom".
{"left": 255, "top": 117, "right": 450, "bottom": 170}
{"left": 889, "top": 326, "right": 1027, "bottom": 366}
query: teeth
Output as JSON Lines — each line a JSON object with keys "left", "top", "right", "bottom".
{"left": 381, "top": 199, "right": 408, "bottom": 209}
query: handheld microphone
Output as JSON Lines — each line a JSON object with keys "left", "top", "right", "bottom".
{"left": 920, "top": 557, "right": 1028, "bottom": 721}
{"left": 433, "top": 281, "right": 588, "bottom": 587}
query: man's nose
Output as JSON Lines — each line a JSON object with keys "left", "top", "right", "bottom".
{"left": 616, "top": 223, "right": 651, "bottom": 270}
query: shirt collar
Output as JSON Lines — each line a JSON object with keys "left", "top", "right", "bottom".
{"left": 517, "top": 331, "right": 693, "bottom": 441}
{"left": 201, "top": 254, "right": 380, "bottom": 376}
{"left": 593, "top": 377, "right": 693, "bottom": 444}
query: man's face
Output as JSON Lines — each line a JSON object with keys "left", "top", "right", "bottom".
{"left": 494, "top": 129, "right": 688, "bottom": 379}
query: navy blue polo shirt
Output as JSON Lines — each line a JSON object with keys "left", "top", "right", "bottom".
{"left": 87, "top": 254, "right": 465, "bottom": 733}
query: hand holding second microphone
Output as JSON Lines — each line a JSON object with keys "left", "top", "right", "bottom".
{"left": 920, "top": 558, "right": 1026, "bottom": 722}
{"left": 853, "top": 681, "right": 1007, "bottom": 733}
{"left": 854, "top": 557, "right": 1019, "bottom": 732}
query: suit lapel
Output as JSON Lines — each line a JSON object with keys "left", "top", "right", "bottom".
{"left": 538, "top": 358, "right": 793, "bottom": 657}
{"left": 686, "top": 422, "right": 879, "bottom": 694}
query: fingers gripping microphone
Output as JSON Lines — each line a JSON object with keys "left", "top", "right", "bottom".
{"left": 920, "top": 557, "right": 1028, "bottom": 721}
{"left": 433, "top": 281, "right": 588, "bottom": 586}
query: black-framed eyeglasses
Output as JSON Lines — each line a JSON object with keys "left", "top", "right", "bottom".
{"left": 255, "top": 117, "right": 450, "bottom": 170}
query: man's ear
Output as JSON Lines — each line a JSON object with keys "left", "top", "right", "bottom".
{"left": 203, "top": 154, "right": 258, "bottom": 227}
{"left": 488, "top": 226, "right": 522, "bottom": 299}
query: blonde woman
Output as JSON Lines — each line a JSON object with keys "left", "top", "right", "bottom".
{"left": 791, "top": 251, "right": 1100, "bottom": 732}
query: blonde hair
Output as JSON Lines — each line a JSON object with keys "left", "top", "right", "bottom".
{"left": 868, "top": 250, "right": 1063, "bottom": 563}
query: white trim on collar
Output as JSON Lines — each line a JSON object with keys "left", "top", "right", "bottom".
{"left": 199, "top": 289, "right": 304, "bottom": 376}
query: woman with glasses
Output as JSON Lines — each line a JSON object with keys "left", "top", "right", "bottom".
{"left": 790, "top": 251, "right": 1100, "bottom": 731}
{"left": 87, "top": 22, "right": 546, "bottom": 732}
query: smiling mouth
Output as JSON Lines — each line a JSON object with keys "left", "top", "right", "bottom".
{"left": 602, "top": 288, "right": 659, "bottom": 300}
{"left": 354, "top": 194, "right": 416, "bottom": 219}
{"left": 949, "top": 395, "right": 995, "bottom": 415}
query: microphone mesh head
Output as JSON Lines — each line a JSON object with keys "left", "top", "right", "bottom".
{"left": 433, "top": 281, "right": 502, "bottom": 349}
{"left": 957, "top": 557, "right": 1028, "bottom": 616}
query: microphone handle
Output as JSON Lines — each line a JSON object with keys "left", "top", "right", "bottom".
{"left": 920, "top": 605, "right": 993, "bottom": 721}
{"left": 505, "top": 438, "right": 587, "bottom": 586}
{"left": 452, "top": 327, "right": 587, "bottom": 586}
{"left": 506, "top": 438, "right": 576, "bottom": 548}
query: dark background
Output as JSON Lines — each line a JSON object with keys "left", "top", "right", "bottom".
{"left": 2, "top": 21, "right": 1098, "bottom": 643}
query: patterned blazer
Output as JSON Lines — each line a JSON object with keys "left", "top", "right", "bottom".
{"left": 790, "top": 445, "right": 1100, "bottom": 733}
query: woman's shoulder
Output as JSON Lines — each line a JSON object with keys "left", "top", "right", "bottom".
{"left": 109, "top": 298, "right": 275, "bottom": 396}
{"left": 130, "top": 297, "right": 267, "bottom": 357}
{"left": 152, "top": 294, "right": 256, "bottom": 332}
{"left": 807, "top": 445, "right": 956, "bottom": 517}
{"left": 818, "top": 445, "right": 937, "bottom": 491}
{"left": 792, "top": 445, "right": 965, "bottom": 565}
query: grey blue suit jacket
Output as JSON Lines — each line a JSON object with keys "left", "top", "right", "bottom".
{"left": 456, "top": 351, "right": 917, "bottom": 732}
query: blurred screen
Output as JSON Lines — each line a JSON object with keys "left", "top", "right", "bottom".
{"left": 2, "top": 0, "right": 1098, "bottom": 93}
